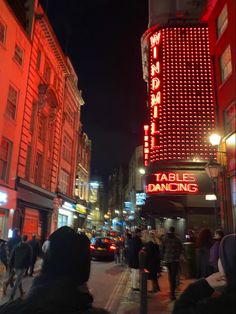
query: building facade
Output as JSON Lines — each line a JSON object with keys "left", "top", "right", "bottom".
{"left": 12, "top": 3, "right": 84, "bottom": 241}
{"left": 141, "top": 0, "right": 217, "bottom": 237}
{"left": 202, "top": 0, "right": 236, "bottom": 232}
{"left": 75, "top": 129, "right": 91, "bottom": 228}
{"left": 0, "top": 0, "right": 34, "bottom": 240}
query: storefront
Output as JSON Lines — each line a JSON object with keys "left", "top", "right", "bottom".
{"left": 143, "top": 168, "right": 216, "bottom": 236}
{"left": 75, "top": 203, "right": 87, "bottom": 230}
{"left": 57, "top": 198, "right": 76, "bottom": 229}
{"left": 16, "top": 178, "right": 55, "bottom": 242}
{"left": 0, "top": 186, "right": 16, "bottom": 240}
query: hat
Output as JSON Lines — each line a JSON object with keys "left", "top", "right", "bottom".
{"left": 219, "top": 234, "right": 236, "bottom": 290}
{"left": 41, "top": 226, "right": 91, "bottom": 285}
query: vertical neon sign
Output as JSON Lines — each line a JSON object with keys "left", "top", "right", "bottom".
{"left": 144, "top": 125, "right": 149, "bottom": 166}
{"left": 149, "top": 31, "right": 161, "bottom": 151}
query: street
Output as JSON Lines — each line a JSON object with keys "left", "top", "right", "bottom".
{"left": 0, "top": 260, "right": 129, "bottom": 313}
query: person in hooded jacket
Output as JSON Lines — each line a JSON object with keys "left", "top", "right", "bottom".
{"left": 0, "top": 226, "right": 109, "bottom": 314}
{"left": 173, "top": 233, "right": 236, "bottom": 314}
{"left": 142, "top": 231, "right": 161, "bottom": 293}
{"left": 162, "top": 226, "right": 184, "bottom": 300}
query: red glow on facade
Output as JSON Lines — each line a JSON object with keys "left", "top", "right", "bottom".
{"left": 146, "top": 172, "right": 199, "bottom": 194}
{"left": 146, "top": 26, "right": 215, "bottom": 163}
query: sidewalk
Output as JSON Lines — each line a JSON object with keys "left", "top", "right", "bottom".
{"left": 117, "top": 269, "right": 195, "bottom": 314}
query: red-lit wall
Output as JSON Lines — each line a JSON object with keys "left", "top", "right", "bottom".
{"left": 147, "top": 26, "right": 215, "bottom": 164}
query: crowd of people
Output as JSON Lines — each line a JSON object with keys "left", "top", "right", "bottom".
{"left": 0, "top": 229, "right": 41, "bottom": 301}
{"left": 0, "top": 226, "right": 235, "bottom": 314}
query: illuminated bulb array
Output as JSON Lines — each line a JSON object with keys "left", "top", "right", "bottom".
{"left": 148, "top": 26, "right": 215, "bottom": 163}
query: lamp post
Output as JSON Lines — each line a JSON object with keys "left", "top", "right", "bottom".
{"left": 205, "top": 159, "right": 221, "bottom": 228}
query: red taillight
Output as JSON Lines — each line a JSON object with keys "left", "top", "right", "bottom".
{"left": 90, "top": 244, "right": 95, "bottom": 250}
{"left": 110, "top": 245, "right": 116, "bottom": 251}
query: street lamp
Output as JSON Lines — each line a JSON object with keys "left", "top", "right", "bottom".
{"left": 205, "top": 159, "right": 222, "bottom": 228}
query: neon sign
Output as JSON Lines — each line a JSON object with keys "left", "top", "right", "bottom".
{"left": 144, "top": 125, "right": 149, "bottom": 166}
{"left": 146, "top": 27, "right": 215, "bottom": 163}
{"left": 146, "top": 172, "right": 199, "bottom": 194}
{"left": 149, "top": 31, "right": 161, "bottom": 150}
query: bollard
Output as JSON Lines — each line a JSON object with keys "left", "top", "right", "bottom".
{"left": 139, "top": 250, "right": 148, "bottom": 314}
{"left": 140, "top": 269, "right": 148, "bottom": 314}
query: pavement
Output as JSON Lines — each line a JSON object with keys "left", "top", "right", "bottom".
{"left": 116, "top": 268, "right": 195, "bottom": 314}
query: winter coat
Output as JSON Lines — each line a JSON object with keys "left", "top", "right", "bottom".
{"left": 28, "top": 238, "right": 41, "bottom": 258}
{"left": 0, "top": 275, "right": 109, "bottom": 314}
{"left": 143, "top": 241, "right": 161, "bottom": 280}
{"left": 7, "top": 235, "right": 21, "bottom": 254}
{"left": 128, "top": 235, "right": 143, "bottom": 269}
{"left": 9, "top": 242, "right": 32, "bottom": 270}
{"left": 196, "top": 247, "right": 212, "bottom": 278}
{"left": 162, "top": 232, "right": 183, "bottom": 263}
{"left": 209, "top": 239, "right": 221, "bottom": 270}
{"left": 173, "top": 278, "right": 236, "bottom": 314}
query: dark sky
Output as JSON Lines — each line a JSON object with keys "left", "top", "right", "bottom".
{"left": 40, "top": 0, "right": 148, "bottom": 181}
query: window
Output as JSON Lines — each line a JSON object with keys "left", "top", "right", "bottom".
{"left": 43, "top": 60, "right": 51, "bottom": 84}
{"left": 0, "top": 137, "right": 12, "bottom": 182}
{"left": 36, "top": 49, "right": 41, "bottom": 71}
{"left": 59, "top": 169, "right": 70, "bottom": 194}
{"left": 13, "top": 43, "right": 24, "bottom": 66}
{"left": 217, "top": 4, "right": 228, "bottom": 38}
{"left": 65, "top": 105, "right": 74, "bottom": 126}
{"left": 38, "top": 114, "right": 47, "bottom": 141}
{"left": 34, "top": 152, "right": 43, "bottom": 186}
{"left": 5, "top": 85, "right": 18, "bottom": 120}
{"left": 220, "top": 45, "right": 232, "bottom": 83}
{"left": 58, "top": 214, "right": 68, "bottom": 228}
{"left": 0, "top": 19, "right": 6, "bottom": 45}
{"left": 62, "top": 133, "right": 73, "bottom": 163}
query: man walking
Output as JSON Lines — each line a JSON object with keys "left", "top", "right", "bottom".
{"left": 162, "top": 227, "right": 184, "bottom": 300}
{"left": 4, "top": 235, "right": 32, "bottom": 300}
{"left": 27, "top": 234, "right": 41, "bottom": 276}
{"left": 128, "top": 228, "right": 143, "bottom": 291}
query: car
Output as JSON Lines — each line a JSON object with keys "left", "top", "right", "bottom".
{"left": 90, "top": 237, "right": 116, "bottom": 260}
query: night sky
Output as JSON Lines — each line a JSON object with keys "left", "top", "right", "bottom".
{"left": 40, "top": 0, "right": 148, "bottom": 182}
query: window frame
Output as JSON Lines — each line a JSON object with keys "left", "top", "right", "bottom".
{"left": 13, "top": 43, "right": 24, "bottom": 66}
{"left": 62, "top": 132, "right": 73, "bottom": 163}
{"left": 59, "top": 169, "right": 70, "bottom": 194}
{"left": 219, "top": 45, "right": 232, "bottom": 83}
{"left": 216, "top": 4, "right": 228, "bottom": 38}
{"left": 0, "top": 137, "right": 13, "bottom": 183}
{"left": 5, "top": 84, "right": 19, "bottom": 121}
{"left": 0, "top": 17, "right": 7, "bottom": 46}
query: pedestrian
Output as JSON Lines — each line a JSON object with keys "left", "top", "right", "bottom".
{"left": 173, "top": 234, "right": 236, "bottom": 314}
{"left": 3, "top": 229, "right": 22, "bottom": 291}
{"left": 26, "top": 234, "right": 41, "bottom": 276}
{"left": 162, "top": 226, "right": 184, "bottom": 301}
{"left": 128, "top": 228, "right": 143, "bottom": 291}
{"left": 124, "top": 229, "right": 132, "bottom": 264}
{"left": 7, "top": 228, "right": 21, "bottom": 254}
{"left": 195, "top": 228, "right": 213, "bottom": 278}
{"left": 0, "top": 240, "right": 8, "bottom": 271}
{"left": 209, "top": 229, "right": 224, "bottom": 272}
{"left": 0, "top": 226, "right": 109, "bottom": 314}
{"left": 142, "top": 231, "right": 161, "bottom": 293}
{"left": 3, "top": 235, "right": 32, "bottom": 301}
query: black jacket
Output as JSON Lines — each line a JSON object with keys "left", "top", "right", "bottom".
{"left": 143, "top": 241, "right": 161, "bottom": 279}
{"left": 0, "top": 275, "right": 109, "bottom": 314}
{"left": 173, "top": 279, "right": 236, "bottom": 314}
{"left": 128, "top": 235, "right": 143, "bottom": 269}
{"left": 9, "top": 242, "right": 32, "bottom": 269}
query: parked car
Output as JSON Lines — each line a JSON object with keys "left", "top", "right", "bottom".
{"left": 90, "top": 237, "right": 116, "bottom": 260}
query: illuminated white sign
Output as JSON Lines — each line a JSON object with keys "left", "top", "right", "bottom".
{"left": 0, "top": 191, "right": 7, "bottom": 205}
{"left": 136, "top": 193, "right": 146, "bottom": 205}
{"left": 62, "top": 201, "right": 76, "bottom": 211}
